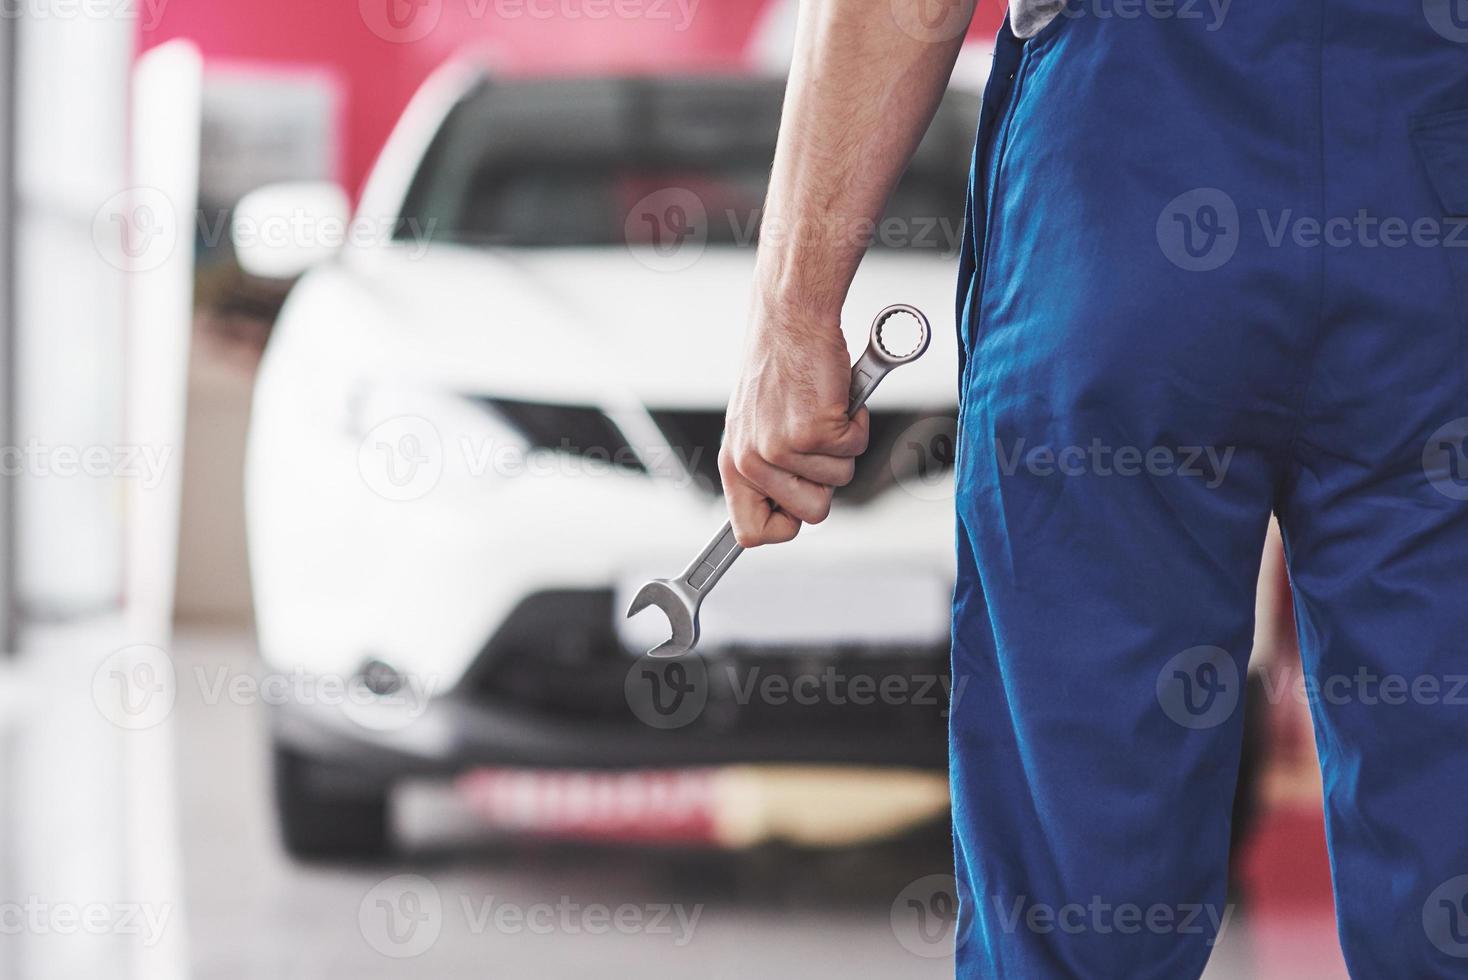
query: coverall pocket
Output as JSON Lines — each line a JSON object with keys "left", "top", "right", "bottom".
{"left": 1410, "top": 108, "right": 1468, "bottom": 326}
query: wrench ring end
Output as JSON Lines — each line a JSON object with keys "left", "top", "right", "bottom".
{"left": 870, "top": 303, "right": 931, "bottom": 365}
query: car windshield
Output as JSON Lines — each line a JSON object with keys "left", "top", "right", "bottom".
{"left": 395, "top": 76, "right": 976, "bottom": 251}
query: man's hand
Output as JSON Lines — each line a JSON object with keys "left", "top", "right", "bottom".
{"left": 718, "top": 0, "right": 970, "bottom": 547}
{"left": 720, "top": 302, "right": 870, "bottom": 547}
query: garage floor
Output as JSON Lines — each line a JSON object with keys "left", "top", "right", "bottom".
{"left": 4, "top": 626, "right": 1339, "bottom": 979}
{"left": 173, "top": 630, "right": 969, "bottom": 980}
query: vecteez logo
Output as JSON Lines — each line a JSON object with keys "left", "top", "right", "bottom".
{"left": 1423, "top": 418, "right": 1468, "bottom": 501}
{"left": 991, "top": 894, "right": 1234, "bottom": 944}
{"left": 359, "top": 875, "right": 444, "bottom": 958}
{"left": 891, "top": 416, "right": 959, "bottom": 502}
{"left": 1157, "top": 188, "right": 1240, "bottom": 272}
{"left": 91, "top": 186, "right": 179, "bottom": 273}
{"left": 1424, "top": 875, "right": 1468, "bottom": 957}
{"left": 623, "top": 658, "right": 962, "bottom": 731}
{"left": 0, "top": 440, "right": 174, "bottom": 489}
{"left": 0, "top": 898, "right": 174, "bottom": 946}
{"left": 624, "top": 654, "right": 709, "bottom": 730}
{"left": 1159, "top": 189, "right": 1468, "bottom": 271}
{"left": 891, "top": 873, "right": 973, "bottom": 958}
{"left": 993, "top": 437, "right": 1235, "bottom": 489}
{"left": 358, "top": 415, "right": 445, "bottom": 502}
{"left": 1425, "top": 0, "right": 1468, "bottom": 43}
{"left": 359, "top": 0, "right": 443, "bottom": 42}
{"left": 1156, "top": 645, "right": 1240, "bottom": 730}
{"left": 889, "top": 0, "right": 978, "bottom": 43}
{"left": 0, "top": 0, "right": 171, "bottom": 28}
{"left": 1058, "top": 0, "right": 1232, "bottom": 31}
{"left": 91, "top": 644, "right": 178, "bottom": 731}
{"left": 623, "top": 187, "right": 708, "bottom": 273}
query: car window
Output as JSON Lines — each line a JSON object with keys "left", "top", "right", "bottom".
{"left": 395, "top": 76, "right": 977, "bottom": 252}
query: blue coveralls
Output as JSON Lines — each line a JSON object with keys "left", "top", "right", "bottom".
{"left": 952, "top": 3, "right": 1468, "bottom": 976}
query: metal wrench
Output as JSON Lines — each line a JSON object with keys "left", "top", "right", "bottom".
{"left": 625, "top": 303, "right": 932, "bottom": 657}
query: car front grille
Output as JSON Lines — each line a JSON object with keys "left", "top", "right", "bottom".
{"left": 458, "top": 589, "right": 951, "bottom": 749}
{"left": 468, "top": 398, "right": 955, "bottom": 504}
{"left": 650, "top": 408, "right": 954, "bottom": 505}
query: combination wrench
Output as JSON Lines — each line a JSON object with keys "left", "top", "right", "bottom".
{"left": 625, "top": 303, "right": 932, "bottom": 657}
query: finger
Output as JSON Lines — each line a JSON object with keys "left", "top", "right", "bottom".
{"left": 768, "top": 449, "right": 856, "bottom": 488}
{"left": 721, "top": 449, "right": 800, "bottom": 547}
{"left": 790, "top": 406, "right": 871, "bottom": 458}
{"left": 736, "top": 452, "right": 836, "bottom": 526}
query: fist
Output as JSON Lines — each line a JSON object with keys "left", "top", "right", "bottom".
{"left": 720, "top": 305, "right": 870, "bottom": 547}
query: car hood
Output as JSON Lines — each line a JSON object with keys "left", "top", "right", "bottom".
{"left": 338, "top": 243, "right": 960, "bottom": 410}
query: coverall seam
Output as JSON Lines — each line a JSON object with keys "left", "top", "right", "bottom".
{"left": 959, "top": 14, "right": 1069, "bottom": 408}
{"left": 967, "top": 45, "right": 1035, "bottom": 394}
{"left": 1282, "top": 0, "right": 1329, "bottom": 464}
{"left": 956, "top": 30, "right": 1019, "bottom": 481}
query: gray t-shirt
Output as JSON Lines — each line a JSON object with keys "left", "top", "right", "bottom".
{"left": 1011, "top": 0, "right": 1064, "bottom": 38}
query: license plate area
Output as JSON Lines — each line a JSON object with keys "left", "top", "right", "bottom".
{"left": 616, "top": 566, "right": 949, "bottom": 654}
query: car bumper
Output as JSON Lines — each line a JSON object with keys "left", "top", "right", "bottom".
{"left": 272, "top": 648, "right": 951, "bottom": 777}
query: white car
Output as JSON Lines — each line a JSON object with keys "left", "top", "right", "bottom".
{"left": 241, "top": 57, "right": 974, "bottom": 858}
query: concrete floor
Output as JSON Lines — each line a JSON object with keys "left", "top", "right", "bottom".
{"left": 171, "top": 629, "right": 966, "bottom": 980}
{"left": 2, "top": 626, "right": 1343, "bottom": 979}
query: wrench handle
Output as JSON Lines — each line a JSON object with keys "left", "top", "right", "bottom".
{"left": 679, "top": 347, "right": 895, "bottom": 596}
{"left": 681, "top": 521, "right": 742, "bottom": 596}
{"left": 846, "top": 347, "right": 891, "bottom": 417}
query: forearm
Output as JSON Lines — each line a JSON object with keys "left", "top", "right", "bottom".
{"left": 755, "top": 0, "right": 970, "bottom": 323}
{"left": 724, "top": 0, "right": 969, "bottom": 547}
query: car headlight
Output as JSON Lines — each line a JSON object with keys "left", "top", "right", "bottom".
{"left": 469, "top": 396, "right": 646, "bottom": 475}
{"left": 348, "top": 384, "right": 531, "bottom": 489}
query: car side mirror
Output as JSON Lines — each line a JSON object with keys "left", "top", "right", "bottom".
{"left": 232, "top": 181, "right": 351, "bottom": 279}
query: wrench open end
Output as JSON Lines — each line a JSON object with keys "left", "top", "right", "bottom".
{"left": 625, "top": 578, "right": 700, "bottom": 658}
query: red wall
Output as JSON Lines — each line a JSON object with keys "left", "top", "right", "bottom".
{"left": 140, "top": 0, "right": 1005, "bottom": 197}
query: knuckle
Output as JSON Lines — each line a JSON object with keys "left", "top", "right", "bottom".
{"left": 732, "top": 445, "right": 762, "bottom": 475}
{"left": 789, "top": 421, "right": 823, "bottom": 453}
{"left": 786, "top": 494, "right": 828, "bottom": 526}
{"left": 765, "top": 443, "right": 796, "bottom": 470}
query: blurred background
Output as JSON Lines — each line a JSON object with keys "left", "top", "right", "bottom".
{"left": 0, "top": 1, "right": 1346, "bottom": 977}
